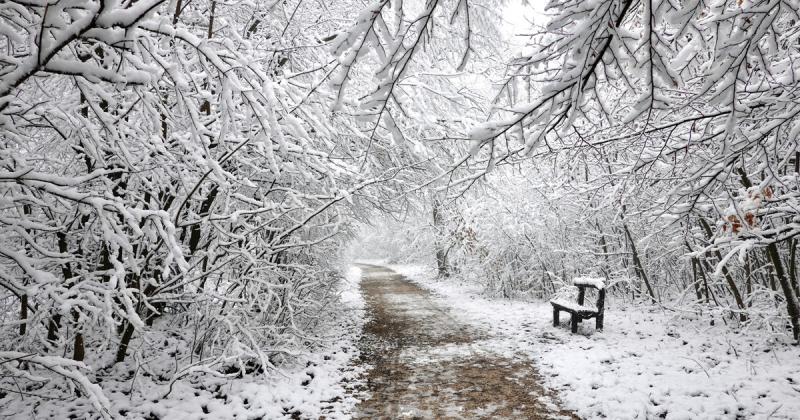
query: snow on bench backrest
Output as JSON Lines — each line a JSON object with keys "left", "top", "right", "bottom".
{"left": 572, "top": 276, "right": 605, "bottom": 290}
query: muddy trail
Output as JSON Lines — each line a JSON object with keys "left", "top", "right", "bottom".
{"left": 352, "top": 264, "right": 576, "bottom": 419}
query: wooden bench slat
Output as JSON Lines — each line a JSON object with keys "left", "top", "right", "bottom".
{"left": 549, "top": 299, "right": 597, "bottom": 313}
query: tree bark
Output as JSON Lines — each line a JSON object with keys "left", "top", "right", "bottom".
{"left": 691, "top": 258, "right": 703, "bottom": 303}
{"left": 19, "top": 295, "right": 27, "bottom": 335}
{"left": 72, "top": 309, "right": 85, "bottom": 362}
{"left": 767, "top": 242, "right": 800, "bottom": 342}
{"left": 697, "top": 218, "right": 747, "bottom": 321}
{"left": 116, "top": 323, "right": 136, "bottom": 363}
{"left": 433, "top": 199, "right": 449, "bottom": 277}
{"left": 622, "top": 223, "right": 657, "bottom": 303}
{"left": 790, "top": 239, "right": 798, "bottom": 298}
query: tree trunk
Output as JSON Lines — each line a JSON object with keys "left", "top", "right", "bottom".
{"left": 691, "top": 258, "right": 703, "bottom": 303}
{"left": 49, "top": 231, "right": 74, "bottom": 346}
{"left": 767, "top": 242, "right": 800, "bottom": 342}
{"left": 72, "top": 313, "right": 85, "bottom": 362}
{"left": 19, "top": 295, "right": 27, "bottom": 335}
{"left": 622, "top": 223, "right": 657, "bottom": 303}
{"left": 697, "top": 218, "right": 747, "bottom": 321}
{"left": 596, "top": 222, "right": 611, "bottom": 282}
{"left": 745, "top": 253, "right": 753, "bottom": 307}
{"left": 47, "top": 315, "right": 61, "bottom": 344}
{"left": 116, "top": 323, "right": 136, "bottom": 363}
{"left": 790, "top": 239, "right": 798, "bottom": 298}
{"left": 433, "top": 199, "right": 449, "bottom": 277}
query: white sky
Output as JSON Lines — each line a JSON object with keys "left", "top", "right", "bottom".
{"left": 501, "top": 0, "right": 546, "bottom": 42}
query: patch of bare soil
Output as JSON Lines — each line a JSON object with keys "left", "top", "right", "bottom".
{"left": 352, "top": 265, "right": 576, "bottom": 419}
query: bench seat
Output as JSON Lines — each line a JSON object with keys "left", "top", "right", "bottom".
{"left": 550, "top": 299, "right": 597, "bottom": 314}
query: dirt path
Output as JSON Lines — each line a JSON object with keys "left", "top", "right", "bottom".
{"left": 352, "top": 264, "right": 576, "bottom": 419}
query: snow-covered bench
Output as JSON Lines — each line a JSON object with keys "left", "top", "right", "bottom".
{"left": 550, "top": 277, "right": 606, "bottom": 333}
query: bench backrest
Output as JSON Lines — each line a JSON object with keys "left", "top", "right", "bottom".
{"left": 576, "top": 284, "right": 605, "bottom": 313}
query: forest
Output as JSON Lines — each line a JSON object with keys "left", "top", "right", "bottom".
{"left": 1, "top": 0, "right": 799, "bottom": 418}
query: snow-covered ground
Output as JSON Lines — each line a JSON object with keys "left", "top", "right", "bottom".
{"left": 0, "top": 267, "right": 366, "bottom": 420}
{"left": 7, "top": 262, "right": 798, "bottom": 419}
{"left": 390, "top": 264, "right": 800, "bottom": 420}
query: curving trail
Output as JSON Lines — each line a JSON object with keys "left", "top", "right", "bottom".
{"left": 352, "top": 264, "right": 576, "bottom": 419}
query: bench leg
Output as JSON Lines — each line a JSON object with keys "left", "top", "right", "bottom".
{"left": 596, "top": 314, "right": 603, "bottom": 331}
{"left": 571, "top": 313, "right": 579, "bottom": 333}
{"left": 553, "top": 307, "right": 559, "bottom": 327}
